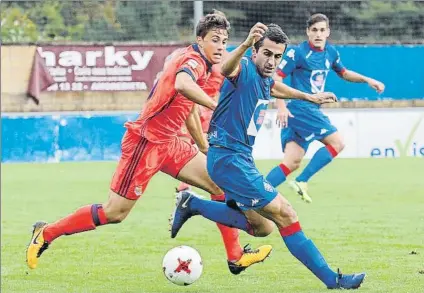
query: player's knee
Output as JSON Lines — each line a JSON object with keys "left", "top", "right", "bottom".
{"left": 337, "top": 141, "right": 345, "bottom": 152}
{"left": 254, "top": 225, "right": 274, "bottom": 237}
{"left": 280, "top": 205, "right": 298, "bottom": 224}
{"left": 251, "top": 223, "right": 274, "bottom": 237}
{"left": 104, "top": 210, "right": 128, "bottom": 223}
{"left": 283, "top": 157, "right": 302, "bottom": 171}
{"left": 327, "top": 138, "right": 345, "bottom": 153}
{"left": 291, "top": 159, "right": 302, "bottom": 171}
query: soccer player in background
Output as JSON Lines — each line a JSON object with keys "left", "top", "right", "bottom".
{"left": 266, "top": 14, "right": 385, "bottom": 203}
{"left": 26, "top": 11, "right": 272, "bottom": 275}
{"left": 171, "top": 22, "right": 366, "bottom": 289}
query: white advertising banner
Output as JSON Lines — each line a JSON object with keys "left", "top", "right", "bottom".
{"left": 252, "top": 108, "right": 424, "bottom": 159}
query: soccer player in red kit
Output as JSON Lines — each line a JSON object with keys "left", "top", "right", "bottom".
{"left": 26, "top": 11, "right": 272, "bottom": 275}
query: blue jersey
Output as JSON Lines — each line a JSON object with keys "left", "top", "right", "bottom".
{"left": 208, "top": 57, "right": 275, "bottom": 153}
{"left": 277, "top": 41, "right": 346, "bottom": 108}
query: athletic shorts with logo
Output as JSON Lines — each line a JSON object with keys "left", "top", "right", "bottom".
{"left": 110, "top": 130, "right": 198, "bottom": 200}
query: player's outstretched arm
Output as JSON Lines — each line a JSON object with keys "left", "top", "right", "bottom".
{"left": 271, "top": 80, "right": 311, "bottom": 100}
{"left": 185, "top": 105, "right": 209, "bottom": 154}
{"left": 272, "top": 81, "right": 337, "bottom": 105}
{"left": 340, "top": 70, "right": 385, "bottom": 93}
{"left": 175, "top": 72, "right": 217, "bottom": 110}
{"left": 221, "top": 22, "right": 268, "bottom": 78}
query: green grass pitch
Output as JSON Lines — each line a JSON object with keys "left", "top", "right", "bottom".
{"left": 2, "top": 158, "right": 423, "bottom": 293}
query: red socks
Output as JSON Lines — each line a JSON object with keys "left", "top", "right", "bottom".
{"left": 279, "top": 221, "right": 302, "bottom": 237}
{"left": 279, "top": 163, "right": 292, "bottom": 176}
{"left": 325, "top": 144, "right": 339, "bottom": 158}
{"left": 43, "top": 204, "right": 108, "bottom": 243}
{"left": 210, "top": 194, "right": 243, "bottom": 261}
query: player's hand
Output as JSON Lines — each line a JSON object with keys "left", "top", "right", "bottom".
{"left": 276, "top": 108, "right": 294, "bottom": 128}
{"left": 367, "top": 78, "right": 385, "bottom": 94}
{"left": 243, "top": 23, "right": 267, "bottom": 47}
{"left": 307, "top": 92, "right": 338, "bottom": 104}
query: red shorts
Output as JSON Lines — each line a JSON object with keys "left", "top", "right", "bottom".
{"left": 176, "top": 124, "right": 194, "bottom": 144}
{"left": 110, "top": 130, "right": 198, "bottom": 200}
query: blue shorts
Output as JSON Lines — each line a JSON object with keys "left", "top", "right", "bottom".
{"left": 207, "top": 147, "right": 278, "bottom": 211}
{"left": 281, "top": 105, "right": 337, "bottom": 152}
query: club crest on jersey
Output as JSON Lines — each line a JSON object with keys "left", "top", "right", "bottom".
{"left": 263, "top": 181, "right": 275, "bottom": 193}
{"left": 310, "top": 70, "right": 329, "bottom": 93}
{"left": 134, "top": 186, "right": 143, "bottom": 197}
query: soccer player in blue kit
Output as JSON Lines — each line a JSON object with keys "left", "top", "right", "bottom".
{"left": 170, "top": 22, "right": 366, "bottom": 289}
{"left": 266, "top": 14, "right": 385, "bottom": 202}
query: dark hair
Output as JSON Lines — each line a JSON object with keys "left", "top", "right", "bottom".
{"left": 196, "top": 10, "right": 230, "bottom": 38}
{"left": 253, "top": 23, "right": 290, "bottom": 51}
{"left": 307, "top": 13, "right": 329, "bottom": 28}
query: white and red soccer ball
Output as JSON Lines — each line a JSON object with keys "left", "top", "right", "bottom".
{"left": 162, "top": 245, "right": 203, "bottom": 286}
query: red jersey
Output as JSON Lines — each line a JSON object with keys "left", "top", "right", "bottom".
{"left": 126, "top": 44, "right": 213, "bottom": 142}
{"left": 176, "top": 64, "right": 224, "bottom": 138}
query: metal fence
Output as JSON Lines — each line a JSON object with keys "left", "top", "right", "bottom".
{"left": 1, "top": 0, "right": 424, "bottom": 44}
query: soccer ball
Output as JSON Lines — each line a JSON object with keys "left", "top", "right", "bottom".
{"left": 162, "top": 245, "right": 203, "bottom": 286}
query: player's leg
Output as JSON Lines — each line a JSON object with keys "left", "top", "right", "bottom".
{"left": 27, "top": 190, "right": 139, "bottom": 268}
{"left": 175, "top": 150, "right": 243, "bottom": 259}
{"left": 279, "top": 107, "right": 339, "bottom": 202}
{"left": 169, "top": 149, "right": 277, "bottom": 270}
{"left": 170, "top": 189, "right": 364, "bottom": 289}
{"left": 175, "top": 153, "right": 272, "bottom": 271}
{"left": 26, "top": 133, "right": 159, "bottom": 269}
{"left": 176, "top": 133, "right": 194, "bottom": 192}
{"left": 256, "top": 194, "right": 365, "bottom": 289}
{"left": 295, "top": 130, "right": 344, "bottom": 183}
{"left": 266, "top": 137, "right": 305, "bottom": 188}
{"left": 266, "top": 127, "right": 312, "bottom": 202}
{"left": 170, "top": 147, "right": 276, "bottom": 240}
{"left": 162, "top": 140, "right": 271, "bottom": 274}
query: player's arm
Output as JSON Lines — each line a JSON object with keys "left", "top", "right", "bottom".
{"left": 185, "top": 105, "right": 209, "bottom": 154}
{"left": 175, "top": 72, "right": 217, "bottom": 110}
{"left": 271, "top": 80, "right": 337, "bottom": 104}
{"left": 221, "top": 22, "right": 268, "bottom": 78}
{"left": 275, "top": 98, "right": 293, "bottom": 128}
{"left": 272, "top": 73, "right": 292, "bottom": 127}
{"left": 332, "top": 50, "right": 385, "bottom": 93}
{"left": 339, "top": 70, "right": 385, "bottom": 93}
{"left": 272, "top": 47, "right": 321, "bottom": 101}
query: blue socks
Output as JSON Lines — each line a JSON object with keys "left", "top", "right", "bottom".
{"left": 281, "top": 223, "right": 338, "bottom": 287}
{"left": 266, "top": 163, "right": 291, "bottom": 187}
{"left": 189, "top": 196, "right": 252, "bottom": 234}
{"left": 189, "top": 194, "right": 339, "bottom": 287}
{"left": 296, "top": 145, "right": 337, "bottom": 182}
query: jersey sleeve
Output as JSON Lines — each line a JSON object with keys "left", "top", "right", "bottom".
{"left": 177, "top": 55, "right": 206, "bottom": 82}
{"left": 332, "top": 49, "right": 346, "bottom": 76}
{"left": 276, "top": 47, "right": 298, "bottom": 78}
{"left": 228, "top": 57, "right": 255, "bottom": 86}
